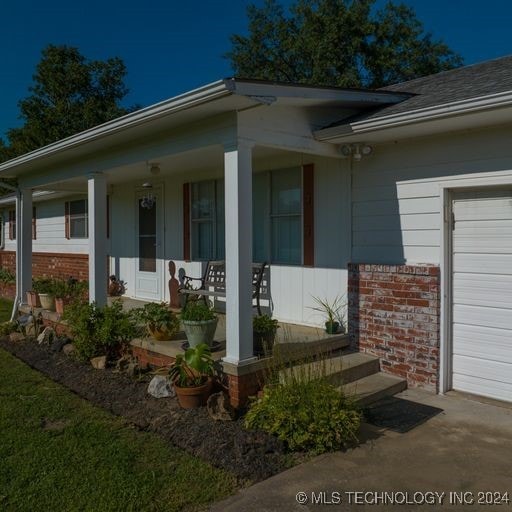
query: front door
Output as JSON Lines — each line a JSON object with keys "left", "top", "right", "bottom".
{"left": 135, "top": 188, "right": 163, "bottom": 301}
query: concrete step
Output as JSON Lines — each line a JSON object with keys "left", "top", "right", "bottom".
{"left": 280, "top": 352, "right": 380, "bottom": 386}
{"left": 273, "top": 334, "right": 350, "bottom": 365}
{"left": 342, "top": 372, "right": 407, "bottom": 407}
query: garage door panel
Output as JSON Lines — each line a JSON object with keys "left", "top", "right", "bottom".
{"left": 453, "top": 274, "right": 512, "bottom": 308}
{"left": 453, "top": 324, "right": 512, "bottom": 364}
{"left": 452, "top": 253, "right": 512, "bottom": 274}
{"left": 452, "top": 373, "right": 512, "bottom": 403}
{"left": 453, "top": 355, "right": 512, "bottom": 385}
{"left": 452, "top": 190, "right": 512, "bottom": 402}
{"left": 453, "top": 304, "right": 512, "bottom": 331}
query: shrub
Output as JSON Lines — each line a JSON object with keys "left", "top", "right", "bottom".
{"left": 53, "top": 277, "right": 88, "bottom": 300}
{"left": 181, "top": 301, "right": 216, "bottom": 322}
{"left": 63, "top": 300, "right": 139, "bottom": 361}
{"left": 0, "top": 268, "right": 15, "bottom": 284}
{"left": 133, "top": 302, "right": 180, "bottom": 335}
{"left": 32, "top": 277, "right": 56, "bottom": 295}
{"left": 244, "top": 379, "right": 361, "bottom": 454}
{"left": 0, "top": 321, "right": 18, "bottom": 336}
{"left": 253, "top": 315, "right": 279, "bottom": 335}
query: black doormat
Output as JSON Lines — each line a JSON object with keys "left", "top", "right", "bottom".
{"left": 364, "top": 396, "right": 443, "bottom": 433}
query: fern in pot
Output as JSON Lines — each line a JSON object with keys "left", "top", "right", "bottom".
{"left": 180, "top": 301, "right": 217, "bottom": 348}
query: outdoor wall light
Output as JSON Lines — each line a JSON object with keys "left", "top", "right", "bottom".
{"left": 141, "top": 182, "right": 155, "bottom": 209}
{"left": 339, "top": 143, "right": 373, "bottom": 161}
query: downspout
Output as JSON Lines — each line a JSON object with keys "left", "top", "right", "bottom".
{"left": 0, "top": 181, "right": 22, "bottom": 321}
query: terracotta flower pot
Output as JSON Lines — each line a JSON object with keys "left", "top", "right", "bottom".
{"left": 26, "top": 291, "right": 40, "bottom": 308}
{"left": 148, "top": 324, "right": 176, "bottom": 341}
{"left": 55, "top": 297, "right": 66, "bottom": 315}
{"left": 174, "top": 379, "right": 212, "bottom": 408}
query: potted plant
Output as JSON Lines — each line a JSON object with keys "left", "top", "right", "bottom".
{"left": 134, "top": 302, "right": 180, "bottom": 341}
{"left": 33, "top": 278, "right": 56, "bottom": 311}
{"left": 253, "top": 315, "right": 279, "bottom": 356}
{"left": 54, "top": 278, "right": 88, "bottom": 315}
{"left": 169, "top": 343, "right": 214, "bottom": 408}
{"left": 180, "top": 301, "right": 218, "bottom": 348}
{"left": 310, "top": 295, "right": 346, "bottom": 334}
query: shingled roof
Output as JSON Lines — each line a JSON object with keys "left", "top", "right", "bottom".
{"left": 359, "top": 54, "right": 512, "bottom": 122}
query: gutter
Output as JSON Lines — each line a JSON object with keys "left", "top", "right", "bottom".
{"left": 315, "top": 89, "right": 512, "bottom": 141}
{"left": 0, "top": 79, "right": 232, "bottom": 174}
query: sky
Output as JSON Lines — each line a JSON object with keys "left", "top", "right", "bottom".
{"left": 1, "top": 0, "right": 512, "bottom": 140}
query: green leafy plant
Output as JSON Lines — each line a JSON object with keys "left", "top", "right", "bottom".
{"left": 169, "top": 343, "right": 214, "bottom": 387}
{"left": 181, "top": 301, "right": 216, "bottom": 322}
{"left": 245, "top": 379, "right": 361, "bottom": 454}
{"left": 32, "top": 277, "right": 56, "bottom": 295}
{"left": 0, "top": 268, "right": 15, "bottom": 284}
{"left": 253, "top": 315, "right": 279, "bottom": 335}
{"left": 0, "top": 321, "right": 18, "bottom": 336}
{"left": 63, "top": 300, "right": 139, "bottom": 361}
{"left": 133, "top": 302, "right": 180, "bottom": 336}
{"left": 53, "top": 277, "right": 88, "bottom": 300}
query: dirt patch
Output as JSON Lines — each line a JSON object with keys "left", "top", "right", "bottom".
{"left": 0, "top": 337, "right": 288, "bottom": 483}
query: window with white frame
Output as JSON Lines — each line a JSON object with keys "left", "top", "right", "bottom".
{"left": 190, "top": 180, "right": 224, "bottom": 260}
{"left": 68, "top": 199, "right": 88, "bottom": 238}
{"left": 270, "top": 168, "right": 302, "bottom": 265}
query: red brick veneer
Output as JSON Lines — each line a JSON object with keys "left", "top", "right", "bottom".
{"left": 0, "top": 251, "right": 89, "bottom": 281}
{"left": 348, "top": 263, "right": 440, "bottom": 391}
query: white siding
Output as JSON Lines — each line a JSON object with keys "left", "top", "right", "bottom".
{"left": 1, "top": 195, "right": 89, "bottom": 254}
{"left": 108, "top": 154, "right": 351, "bottom": 326}
{"left": 352, "top": 125, "right": 512, "bottom": 265}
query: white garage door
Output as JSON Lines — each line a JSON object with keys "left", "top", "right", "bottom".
{"left": 452, "top": 189, "right": 512, "bottom": 402}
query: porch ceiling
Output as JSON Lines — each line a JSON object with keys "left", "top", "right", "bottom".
{"left": 31, "top": 144, "right": 302, "bottom": 192}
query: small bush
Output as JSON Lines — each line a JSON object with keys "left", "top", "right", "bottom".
{"left": 244, "top": 379, "right": 361, "bottom": 454}
{"left": 181, "top": 301, "right": 216, "bottom": 322}
{"left": 63, "top": 300, "right": 139, "bottom": 361}
{"left": 0, "top": 321, "right": 18, "bottom": 336}
{"left": 0, "top": 268, "right": 15, "bottom": 284}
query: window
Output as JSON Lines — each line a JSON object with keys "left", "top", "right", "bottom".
{"left": 66, "top": 199, "right": 88, "bottom": 238}
{"left": 270, "top": 168, "right": 302, "bottom": 265}
{"left": 190, "top": 180, "right": 224, "bottom": 260}
{"left": 8, "top": 208, "right": 37, "bottom": 240}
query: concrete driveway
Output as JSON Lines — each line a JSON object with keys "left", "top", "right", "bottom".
{"left": 212, "top": 389, "right": 512, "bottom": 511}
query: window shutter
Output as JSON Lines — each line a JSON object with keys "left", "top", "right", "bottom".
{"left": 303, "top": 163, "right": 314, "bottom": 266}
{"left": 32, "top": 206, "right": 36, "bottom": 240}
{"left": 106, "top": 195, "right": 110, "bottom": 239}
{"left": 8, "top": 210, "right": 15, "bottom": 240}
{"left": 64, "top": 201, "right": 70, "bottom": 239}
{"left": 183, "top": 183, "right": 191, "bottom": 261}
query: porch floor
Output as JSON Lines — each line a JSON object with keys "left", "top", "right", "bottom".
{"left": 115, "top": 296, "right": 349, "bottom": 364}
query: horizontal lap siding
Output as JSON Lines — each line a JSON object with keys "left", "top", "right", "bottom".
{"left": 352, "top": 125, "right": 512, "bottom": 265}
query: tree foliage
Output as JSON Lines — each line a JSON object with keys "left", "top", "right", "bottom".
{"left": 227, "top": 0, "right": 463, "bottom": 89}
{"left": 1, "top": 45, "right": 134, "bottom": 161}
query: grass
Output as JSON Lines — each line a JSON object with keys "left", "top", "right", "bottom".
{"left": 0, "top": 298, "right": 12, "bottom": 322}
{"left": 0, "top": 303, "right": 237, "bottom": 511}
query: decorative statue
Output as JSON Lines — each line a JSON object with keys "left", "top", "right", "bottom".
{"left": 168, "top": 260, "right": 180, "bottom": 308}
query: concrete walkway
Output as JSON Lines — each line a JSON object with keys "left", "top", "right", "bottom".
{"left": 212, "top": 389, "right": 512, "bottom": 511}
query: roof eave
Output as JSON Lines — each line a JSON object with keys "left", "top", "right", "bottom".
{"left": 315, "top": 90, "right": 512, "bottom": 142}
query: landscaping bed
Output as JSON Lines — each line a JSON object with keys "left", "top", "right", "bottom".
{"left": 0, "top": 336, "right": 288, "bottom": 484}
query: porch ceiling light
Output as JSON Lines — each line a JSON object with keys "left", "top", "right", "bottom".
{"left": 339, "top": 143, "right": 373, "bottom": 161}
{"left": 149, "top": 163, "right": 160, "bottom": 175}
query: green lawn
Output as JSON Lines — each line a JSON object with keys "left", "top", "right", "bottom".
{"left": 0, "top": 297, "right": 12, "bottom": 322}
{"left": 0, "top": 341, "right": 237, "bottom": 511}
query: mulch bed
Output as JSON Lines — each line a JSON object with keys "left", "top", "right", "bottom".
{"left": 0, "top": 337, "right": 289, "bottom": 484}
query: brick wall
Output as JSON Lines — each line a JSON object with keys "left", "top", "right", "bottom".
{"left": 0, "top": 251, "right": 89, "bottom": 281}
{"left": 348, "top": 263, "right": 440, "bottom": 391}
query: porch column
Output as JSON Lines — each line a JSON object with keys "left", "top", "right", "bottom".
{"left": 223, "top": 141, "right": 255, "bottom": 365}
{"left": 15, "top": 189, "right": 32, "bottom": 303}
{"left": 88, "top": 173, "right": 107, "bottom": 306}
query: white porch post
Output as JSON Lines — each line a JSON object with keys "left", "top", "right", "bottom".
{"left": 15, "top": 189, "right": 32, "bottom": 303}
{"left": 223, "top": 141, "right": 255, "bottom": 365}
{"left": 88, "top": 173, "right": 108, "bottom": 306}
